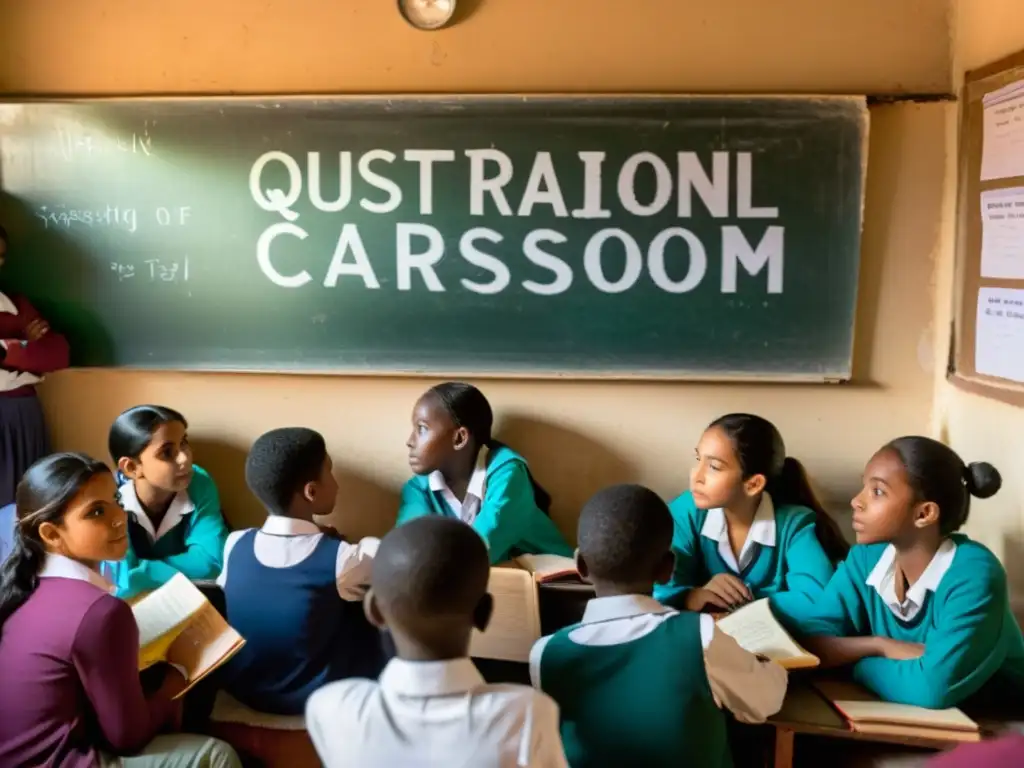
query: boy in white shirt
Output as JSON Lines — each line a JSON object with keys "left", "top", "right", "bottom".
{"left": 306, "top": 515, "right": 568, "bottom": 768}
{"left": 529, "top": 484, "right": 788, "bottom": 767}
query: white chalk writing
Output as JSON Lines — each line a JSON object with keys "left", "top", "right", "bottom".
{"left": 110, "top": 257, "right": 189, "bottom": 283}
{"left": 37, "top": 205, "right": 138, "bottom": 233}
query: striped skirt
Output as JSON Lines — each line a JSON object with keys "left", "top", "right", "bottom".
{"left": 0, "top": 393, "right": 50, "bottom": 507}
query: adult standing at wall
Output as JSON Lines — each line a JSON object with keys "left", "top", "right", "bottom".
{"left": 0, "top": 224, "right": 70, "bottom": 506}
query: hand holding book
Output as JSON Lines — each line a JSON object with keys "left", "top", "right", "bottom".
{"left": 131, "top": 573, "right": 245, "bottom": 698}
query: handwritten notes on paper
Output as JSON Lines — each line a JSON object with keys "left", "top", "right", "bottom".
{"left": 981, "top": 187, "right": 1024, "bottom": 278}
{"left": 976, "top": 287, "right": 1024, "bottom": 383}
{"left": 982, "top": 80, "right": 1024, "bottom": 181}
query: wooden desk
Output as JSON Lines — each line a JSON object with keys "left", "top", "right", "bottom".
{"left": 769, "top": 685, "right": 956, "bottom": 768}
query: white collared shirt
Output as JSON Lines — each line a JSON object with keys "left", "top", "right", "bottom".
{"left": 38, "top": 552, "right": 114, "bottom": 593}
{"left": 216, "top": 516, "right": 379, "bottom": 601}
{"left": 117, "top": 480, "right": 194, "bottom": 542}
{"left": 700, "top": 493, "right": 777, "bottom": 573}
{"left": 306, "top": 657, "right": 568, "bottom": 768}
{"left": 866, "top": 538, "right": 957, "bottom": 621}
{"left": 0, "top": 290, "right": 42, "bottom": 392}
{"left": 429, "top": 445, "right": 489, "bottom": 524}
{"left": 529, "top": 594, "right": 787, "bottom": 725}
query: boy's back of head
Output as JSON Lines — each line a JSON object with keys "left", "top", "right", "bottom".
{"left": 577, "top": 484, "right": 674, "bottom": 589}
{"left": 371, "top": 516, "right": 491, "bottom": 655}
{"left": 246, "top": 427, "right": 330, "bottom": 517}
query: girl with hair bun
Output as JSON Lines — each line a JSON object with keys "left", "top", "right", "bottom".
{"left": 795, "top": 436, "right": 1024, "bottom": 709}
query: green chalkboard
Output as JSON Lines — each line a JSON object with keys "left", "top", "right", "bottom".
{"left": 0, "top": 96, "right": 867, "bottom": 379}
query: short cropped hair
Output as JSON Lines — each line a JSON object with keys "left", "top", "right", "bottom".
{"left": 577, "top": 484, "right": 673, "bottom": 583}
{"left": 245, "top": 427, "right": 327, "bottom": 515}
{"left": 372, "top": 516, "right": 489, "bottom": 622}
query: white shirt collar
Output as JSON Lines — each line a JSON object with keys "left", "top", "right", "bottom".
{"left": 379, "top": 657, "right": 485, "bottom": 698}
{"left": 39, "top": 553, "right": 114, "bottom": 593}
{"left": 260, "top": 516, "right": 320, "bottom": 536}
{"left": 866, "top": 539, "right": 957, "bottom": 620}
{"left": 0, "top": 292, "right": 17, "bottom": 315}
{"left": 700, "top": 492, "right": 776, "bottom": 572}
{"left": 428, "top": 445, "right": 489, "bottom": 523}
{"left": 118, "top": 479, "right": 195, "bottom": 542}
{"left": 580, "top": 594, "right": 675, "bottom": 625}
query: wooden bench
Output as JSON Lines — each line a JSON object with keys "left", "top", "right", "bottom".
{"left": 206, "top": 692, "right": 319, "bottom": 768}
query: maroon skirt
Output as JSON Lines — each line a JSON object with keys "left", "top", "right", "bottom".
{"left": 0, "top": 393, "right": 50, "bottom": 507}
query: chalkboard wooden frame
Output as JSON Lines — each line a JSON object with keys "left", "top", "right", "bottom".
{"left": 0, "top": 94, "right": 869, "bottom": 381}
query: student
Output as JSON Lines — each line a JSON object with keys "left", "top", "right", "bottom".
{"left": 0, "top": 223, "right": 71, "bottom": 507}
{"left": 795, "top": 436, "right": 1024, "bottom": 709}
{"left": 530, "top": 484, "right": 787, "bottom": 767}
{"left": 104, "top": 404, "right": 229, "bottom": 599}
{"left": 306, "top": 515, "right": 568, "bottom": 767}
{"left": 217, "top": 427, "right": 385, "bottom": 715}
{"left": 653, "top": 413, "right": 846, "bottom": 625}
{"left": 0, "top": 452, "right": 240, "bottom": 767}
{"left": 396, "top": 381, "right": 572, "bottom": 564}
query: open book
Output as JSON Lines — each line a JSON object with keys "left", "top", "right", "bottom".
{"left": 513, "top": 554, "right": 584, "bottom": 584}
{"left": 132, "top": 573, "right": 245, "bottom": 698}
{"left": 715, "top": 598, "right": 820, "bottom": 670}
{"left": 814, "top": 680, "right": 981, "bottom": 743}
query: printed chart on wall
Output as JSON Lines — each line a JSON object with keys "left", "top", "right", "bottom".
{"left": 973, "top": 72, "right": 1024, "bottom": 389}
{"left": 0, "top": 96, "right": 868, "bottom": 379}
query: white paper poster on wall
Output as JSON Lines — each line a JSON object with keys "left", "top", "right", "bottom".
{"left": 976, "top": 287, "right": 1024, "bottom": 383}
{"left": 982, "top": 80, "right": 1024, "bottom": 181}
{"left": 981, "top": 187, "right": 1024, "bottom": 278}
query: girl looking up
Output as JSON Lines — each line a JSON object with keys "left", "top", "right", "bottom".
{"left": 654, "top": 413, "right": 847, "bottom": 625}
{"left": 396, "top": 382, "right": 572, "bottom": 564}
{"left": 796, "top": 437, "right": 1024, "bottom": 709}
{"left": 0, "top": 453, "right": 239, "bottom": 767}
{"left": 105, "top": 405, "right": 229, "bottom": 599}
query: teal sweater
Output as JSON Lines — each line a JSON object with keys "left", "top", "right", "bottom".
{"left": 396, "top": 445, "right": 572, "bottom": 564}
{"left": 792, "top": 536, "right": 1024, "bottom": 709}
{"left": 105, "top": 465, "right": 229, "bottom": 599}
{"left": 653, "top": 491, "right": 835, "bottom": 626}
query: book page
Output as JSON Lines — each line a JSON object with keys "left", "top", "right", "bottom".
{"left": 716, "top": 598, "right": 819, "bottom": 668}
{"left": 814, "top": 680, "right": 977, "bottom": 731}
{"left": 166, "top": 603, "right": 245, "bottom": 697}
{"left": 132, "top": 573, "right": 208, "bottom": 668}
{"left": 469, "top": 568, "right": 541, "bottom": 663}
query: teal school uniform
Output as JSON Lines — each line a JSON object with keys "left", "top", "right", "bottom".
{"left": 104, "top": 465, "right": 230, "bottom": 599}
{"left": 396, "top": 444, "right": 572, "bottom": 564}
{"left": 653, "top": 491, "right": 835, "bottom": 626}
{"left": 535, "top": 606, "right": 730, "bottom": 768}
{"left": 792, "top": 535, "right": 1024, "bottom": 709}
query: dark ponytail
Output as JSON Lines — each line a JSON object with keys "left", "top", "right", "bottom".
{"left": 428, "top": 381, "right": 552, "bottom": 514}
{"left": 0, "top": 453, "right": 111, "bottom": 631}
{"left": 885, "top": 436, "right": 1001, "bottom": 536}
{"left": 709, "top": 413, "right": 849, "bottom": 563}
